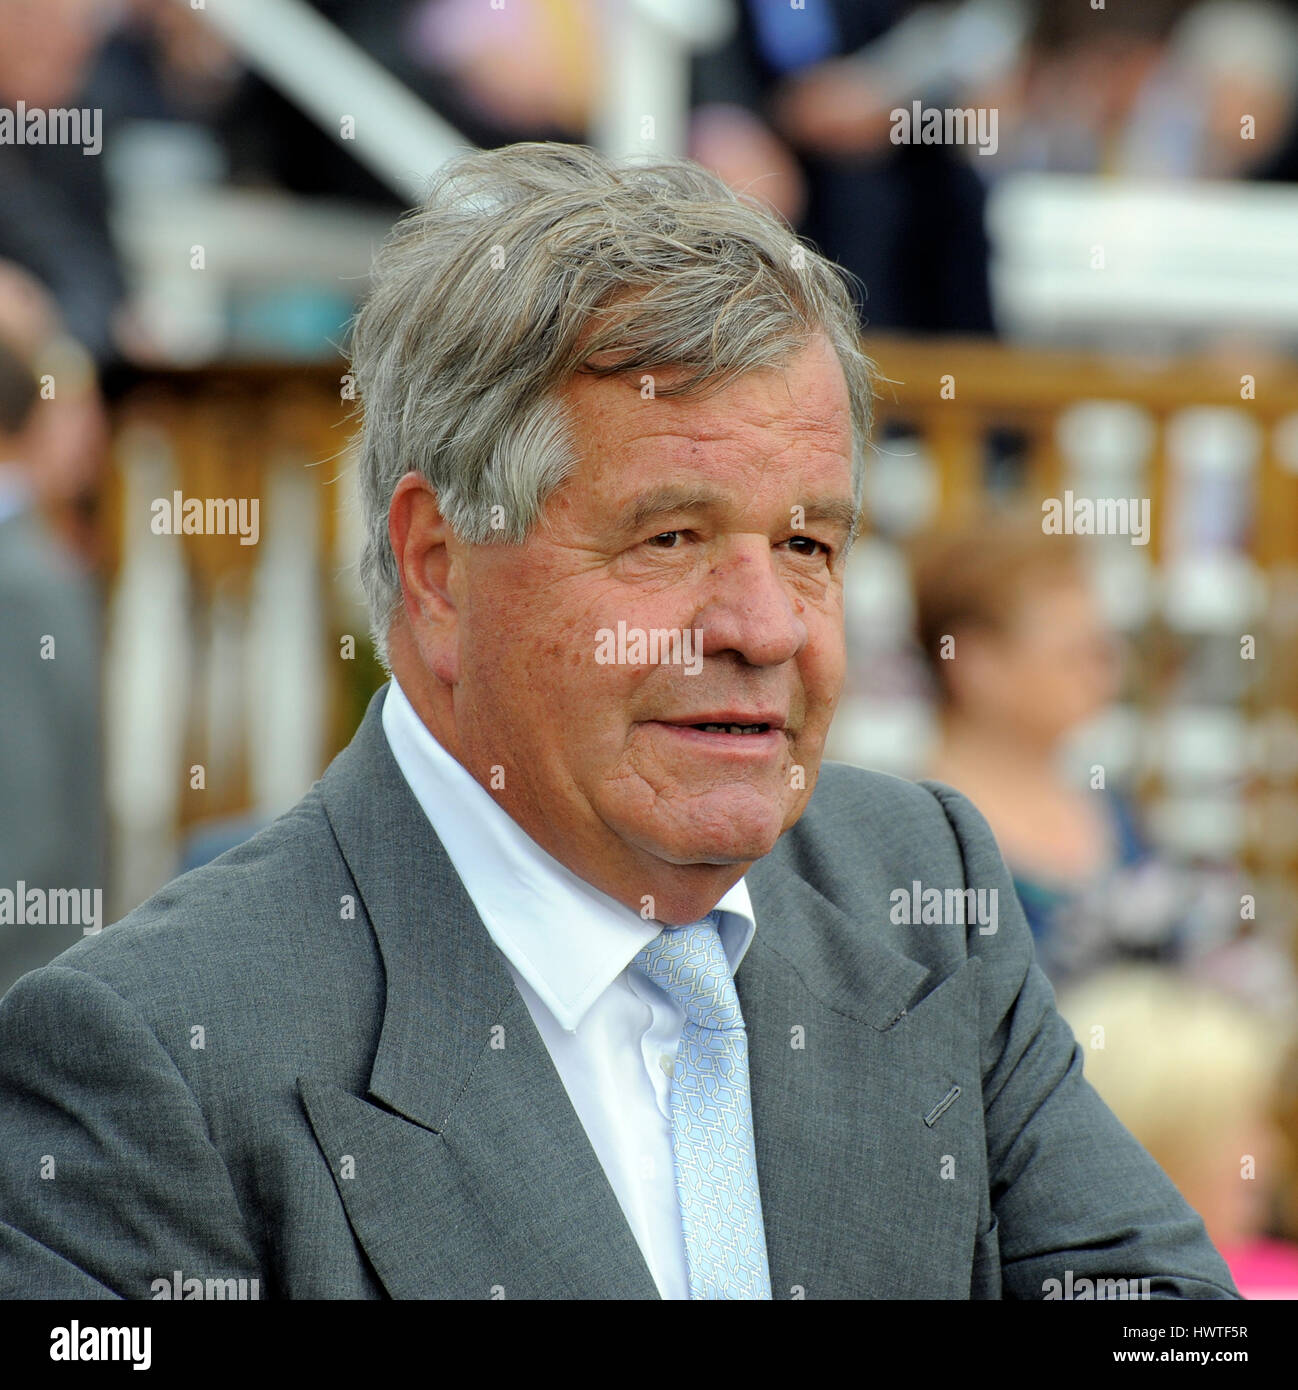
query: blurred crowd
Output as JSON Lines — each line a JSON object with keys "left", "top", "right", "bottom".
{"left": 3, "top": 0, "right": 1298, "bottom": 366}
{"left": 2, "top": 0, "right": 1298, "bottom": 1296}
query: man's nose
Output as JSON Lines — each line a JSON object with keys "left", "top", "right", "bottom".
{"left": 691, "top": 540, "right": 808, "bottom": 668}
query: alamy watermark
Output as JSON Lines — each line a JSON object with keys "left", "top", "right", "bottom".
{"left": 1042, "top": 491, "right": 1150, "bottom": 546}
{"left": 0, "top": 102, "right": 101, "bottom": 156}
{"left": 889, "top": 881, "right": 998, "bottom": 935}
{"left": 150, "top": 491, "right": 260, "bottom": 545}
{"left": 1042, "top": 1270, "right": 1152, "bottom": 1300}
{"left": 150, "top": 1270, "right": 260, "bottom": 1300}
{"left": 595, "top": 620, "right": 704, "bottom": 675}
{"left": 0, "top": 883, "right": 101, "bottom": 934}
{"left": 890, "top": 101, "right": 998, "bottom": 157}
{"left": 50, "top": 1323, "right": 150, "bottom": 1370}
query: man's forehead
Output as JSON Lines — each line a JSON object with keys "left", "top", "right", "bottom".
{"left": 562, "top": 337, "right": 851, "bottom": 441}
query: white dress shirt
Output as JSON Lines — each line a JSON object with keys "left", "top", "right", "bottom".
{"left": 381, "top": 677, "right": 757, "bottom": 1300}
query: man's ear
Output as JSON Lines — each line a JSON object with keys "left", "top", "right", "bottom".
{"left": 388, "top": 471, "right": 460, "bottom": 685}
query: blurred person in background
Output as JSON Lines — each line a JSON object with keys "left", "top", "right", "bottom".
{"left": 1059, "top": 967, "right": 1298, "bottom": 1299}
{"left": 989, "top": 0, "right": 1298, "bottom": 179}
{"left": 89, "top": 0, "right": 242, "bottom": 126}
{"left": 908, "top": 512, "right": 1222, "bottom": 987}
{"left": 1127, "top": 0, "right": 1298, "bottom": 179}
{"left": 987, "top": 0, "right": 1192, "bottom": 174}
{"left": 0, "top": 0, "right": 127, "bottom": 364}
{"left": 408, "top": 0, "right": 597, "bottom": 143}
{"left": 0, "top": 0, "right": 246, "bottom": 368}
{"left": 216, "top": 0, "right": 601, "bottom": 207}
{"left": 0, "top": 261, "right": 108, "bottom": 996}
{"left": 690, "top": 0, "right": 1030, "bottom": 334}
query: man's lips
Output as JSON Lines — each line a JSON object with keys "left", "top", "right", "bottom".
{"left": 643, "top": 714, "right": 789, "bottom": 755}
{"left": 654, "top": 712, "right": 787, "bottom": 733}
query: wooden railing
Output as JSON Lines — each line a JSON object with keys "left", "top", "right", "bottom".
{"left": 864, "top": 334, "right": 1298, "bottom": 569}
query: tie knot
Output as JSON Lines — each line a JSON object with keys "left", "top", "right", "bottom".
{"left": 632, "top": 911, "right": 744, "bottom": 1031}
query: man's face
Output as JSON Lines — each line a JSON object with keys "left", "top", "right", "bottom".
{"left": 443, "top": 334, "right": 855, "bottom": 901}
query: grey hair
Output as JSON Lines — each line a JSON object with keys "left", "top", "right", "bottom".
{"left": 349, "top": 141, "right": 873, "bottom": 670}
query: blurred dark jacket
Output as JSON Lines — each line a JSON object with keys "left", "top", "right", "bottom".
{"left": 693, "top": 0, "right": 995, "bottom": 333}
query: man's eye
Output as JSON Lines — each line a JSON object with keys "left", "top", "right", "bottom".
{"left": 646, "top": 531, "right": 683, "bottom": 548}
{"left": 786, "top": 536, "right": 832, "bottom": 558}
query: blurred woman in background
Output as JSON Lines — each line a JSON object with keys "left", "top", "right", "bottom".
{"left": 908, "top": 512, "right": 1206, "bottom": 986}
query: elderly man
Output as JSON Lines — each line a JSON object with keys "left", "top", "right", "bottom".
{"left": 0, "top": 143, "right": 1238, "bottom": 1301}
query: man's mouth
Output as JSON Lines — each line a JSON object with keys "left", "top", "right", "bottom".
{"left": 657, "top": 710, "right": 785, "bottom": 734}
{"left": 645, "top": 714, "right": 788, "bottom": 753}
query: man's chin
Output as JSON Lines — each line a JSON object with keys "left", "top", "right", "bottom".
{"left": 628, "top": 803, "right": 792, "bottom": 868}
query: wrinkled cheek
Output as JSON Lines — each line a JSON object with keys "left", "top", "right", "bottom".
{"left": 808, "top": 618, "right": 847, "bottom": 692}
{"left": 805, "top": 651, "right": 847, "bottom": 739}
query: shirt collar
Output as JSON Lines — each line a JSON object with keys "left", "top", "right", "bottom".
{"left": 381, "top": 677, "right": 757, "bottom": 1032}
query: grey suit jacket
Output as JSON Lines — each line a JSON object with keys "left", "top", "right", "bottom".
{"left": 0, "top": 684, "right": 1240, "bottom": 1299}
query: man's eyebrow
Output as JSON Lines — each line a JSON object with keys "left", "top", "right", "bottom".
{"left": 797, "top": 499, "right": 860, "bottom": 537}
{"left": 618, "top": 487, "right": 860, "bottom": 539}
{"left": 619, "top": 485, "right": 730, "bottom": 536}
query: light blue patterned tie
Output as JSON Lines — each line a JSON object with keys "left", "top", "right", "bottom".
{"left": 633, "top": 911, "right": 773, "bottom": 1300}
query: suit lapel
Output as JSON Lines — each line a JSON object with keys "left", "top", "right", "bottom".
{"left": 308, "top": 685, "right": 659, "bottom": 1299}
